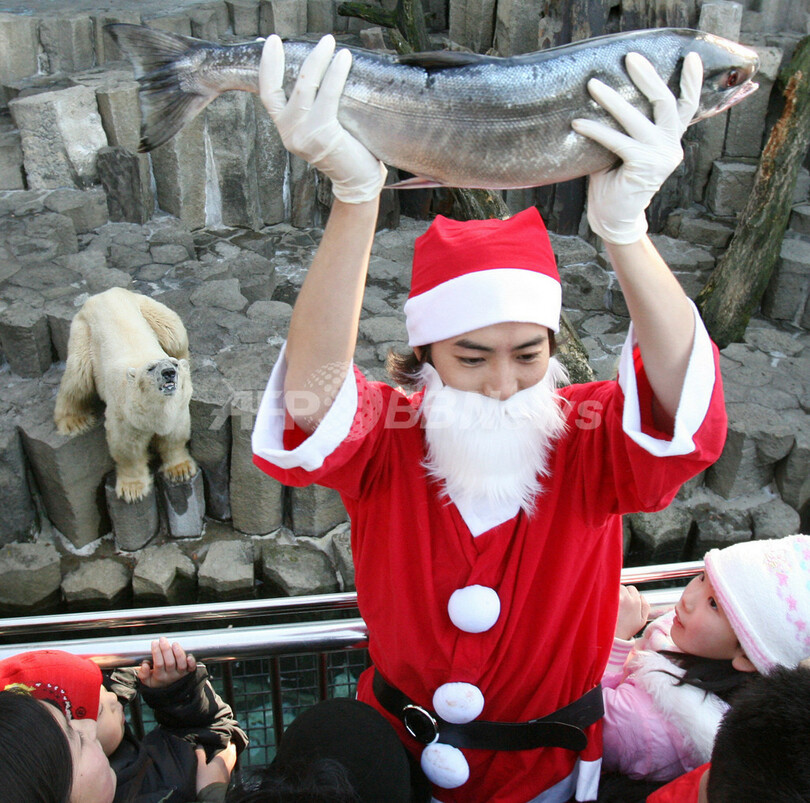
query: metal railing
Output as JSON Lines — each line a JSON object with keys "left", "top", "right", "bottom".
{"left": 0, "top": 560, "right": 702, "bottom": 766}
{"left": 0, "top": 560, "right": 701, "bottom": 665}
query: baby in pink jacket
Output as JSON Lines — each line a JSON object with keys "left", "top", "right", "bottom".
{"left": 601, "top": 534, "right": 810, "bottom": 782}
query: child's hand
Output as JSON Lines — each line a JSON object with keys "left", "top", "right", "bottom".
{"left": 137, "top": 636, "right": 197, "bottom": 688}
{"left": 615, "top": 585, "right": 650, "bottom": 640}
{"left": 195, "top": 742, "right": 237, "bottom": 792}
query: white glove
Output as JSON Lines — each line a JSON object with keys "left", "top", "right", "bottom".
{"left": 258, "top": 34, "right": 387, "bottom": 204}
{"left": 571, "top": 51, "right": 702, "bottom": 245}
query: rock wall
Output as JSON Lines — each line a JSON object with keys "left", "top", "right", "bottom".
{"left": 0, "top": 0, "right": 808, "bottom": 612}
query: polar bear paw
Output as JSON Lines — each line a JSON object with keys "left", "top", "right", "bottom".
{"left": 56, "top": 413, "right": 96, "bottom": 436}
{"left": 160, "top": 458, "right": 197, "bottom": 483}
{"left": 116, "top": 474, "right": 152, "bottom": 503}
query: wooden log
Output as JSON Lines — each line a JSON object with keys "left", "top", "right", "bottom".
{"left": 696, "top": 35, "right": 810, "bottom": 348}
{"left": 338, "top": 0, "right": 430, "bottom": 51}
{"left": 558, "top": 311, "right": 595, "bottom": 385}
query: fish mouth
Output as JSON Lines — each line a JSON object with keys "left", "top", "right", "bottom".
{"left": 693, "top": 80, "right": 759, "bottom": 123}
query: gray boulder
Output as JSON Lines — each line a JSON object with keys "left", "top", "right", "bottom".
{"left": 18, "top": 393, "right": 112, "bottom": 548}
{"left": 325, "top": 521, "right": 354, "bottom": 590}
{"left": 685, "top": 488, "right": 757, "bottom": 554}
{"left": 0, "top": 419, "right": 36, "bottom": 545}
{"left": 62, "top": 558, "right": 130, "bottom": 605}
{"left": 626, "top": 504, "right": 694, "bottom": 565}
{"left": 0, "top": 542, "right": 61, "bottom": 610}
{"left": 189, "top": 363, "right": 233, "bottom": 522}
{"left": 706, "top": 401, "right": 795, "bottom": 499}
{"left": 262, "top": 534, "right": 340, "bottom": 596}
{"left": 750, "top": 496, "right": 801, "bottom": 539}
{"left": 151, "top": 118, "right": 206, "bottom": 230}
{"left": 0, "top": 301, "right": 53, "bottom": 377}
{"left": 44, "top": 188, "right": 108, "bottom": 234}
{"left": 10, "top": 85, "right": 107, "bottom": 189}
{"left": 198, "top": 539, "right": 255, "bottom": 598}
{"left": 290, "top": 484, "right": 348, "bottom": 537}
{"left": 133, "top": 543, "right": 196, "bottom": 602}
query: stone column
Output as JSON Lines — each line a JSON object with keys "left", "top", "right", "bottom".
{"left": 0, "top": 13, "right": 38, "bottom": 108}
{"left": 10, "top": 85, "right": 109, "bottom": 190}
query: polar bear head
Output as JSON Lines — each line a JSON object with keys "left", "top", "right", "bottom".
{"left": 127, "top": 357, "right": 190, "bottom": 396}
{"left": 124, "top": 357, "right": 192, "bottom": 431}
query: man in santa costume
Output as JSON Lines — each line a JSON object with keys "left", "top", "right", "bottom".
{"left": 251, "top": 34, "right": 727, "bottom": 803}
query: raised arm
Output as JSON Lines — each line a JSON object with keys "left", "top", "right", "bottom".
{"left": 572, "top": 53, "right": 703, "bottom": 426}
{"left": 258, "top": 35, "right": 386, "bottom": 433}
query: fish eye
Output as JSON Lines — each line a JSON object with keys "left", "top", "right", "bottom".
{"left": 725, "top": 68, "right": 741, "bottom": 88}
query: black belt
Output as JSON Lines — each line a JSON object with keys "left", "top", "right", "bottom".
{"left": 373, "top": 670, "right": 603, "bottom": 752}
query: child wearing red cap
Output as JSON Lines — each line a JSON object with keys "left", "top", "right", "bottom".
{"left": 0, "top": 638, "right": 247, "bottom": 802}
{"left": 0, "top": 647, "right": 104, "bottom": 720}
{"left": 0, "top": 686, "right": 117, "bottom": 803}
{"left": 250, "top": 34, "right": 726, "bottom": 803}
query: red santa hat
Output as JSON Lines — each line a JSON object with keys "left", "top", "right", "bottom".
{"left": 404, "top": 207, "right": 561, "bottom": 347}
{"left": 0, "top": 649, "right": 102, "bottom": 720}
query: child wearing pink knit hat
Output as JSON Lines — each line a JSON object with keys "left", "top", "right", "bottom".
{"left": 601, "top": 534, "right": 810, "bottom": 784}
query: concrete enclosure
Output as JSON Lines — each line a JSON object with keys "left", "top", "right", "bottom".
{"left": 0, "top": 0, "right": 808, "bottom": 612}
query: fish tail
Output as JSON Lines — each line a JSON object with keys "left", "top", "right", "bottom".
{"left": 106, "top": 23, "right": 218, "bottom": 152}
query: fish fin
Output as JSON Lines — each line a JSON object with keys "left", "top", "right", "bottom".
{"left": 106, "top": 23, "right": 217, "bottom": 152}
{"left": 106, "top": 24, "right": 213, "bottom": 78}
{"left": 395, "top": 50, "right": 495, "bottom": 70}
{"left": 386, "top": 176, "right": 446, "bottom": 190}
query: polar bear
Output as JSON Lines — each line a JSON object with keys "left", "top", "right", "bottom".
{"left": 54, "top": 287, "right": 197, "bottom": 503}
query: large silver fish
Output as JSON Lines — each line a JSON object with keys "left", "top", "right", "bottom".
{"left": 107, "top": 24, "right": 759, "bottom": 190}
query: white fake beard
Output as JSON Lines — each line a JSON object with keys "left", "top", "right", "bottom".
{"left": 419, "top": 358, "right": 569, "bottom": 516}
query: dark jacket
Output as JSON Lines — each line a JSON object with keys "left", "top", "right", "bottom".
{"left": 105, "top": 665, "right": 248, "bottom": 803}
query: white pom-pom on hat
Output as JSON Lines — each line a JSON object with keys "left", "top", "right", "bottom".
{"left": 448, "top": 585, "right": 501, "bottom": 633}
{"left": 433, "top": 682, "right": 484, "bottom": 724}
{"left": 420, "top": 742, "right": 470, "bottom": 789}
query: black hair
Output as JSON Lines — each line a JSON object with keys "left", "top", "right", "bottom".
{"left": 386, "top": 332, "right": 558, "bottom": 389}
{"left": 707, "top": 664, "right": 810, "bottom": 802}
{"left": 657, "top": 651, "right": 754, "bottom": 704}
{"left": 386, "top": 345, "right": 432, "bottom": 389}
{"left": 0, "top": 690, "right": 73, "bottom": 803}
{"left": 226, "top": 757, "right": 359, "bottom": 803}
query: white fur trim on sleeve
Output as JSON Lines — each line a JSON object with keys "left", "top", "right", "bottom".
{"left": 251, "top": 342, "right": 358, "bottom": 472}
{"left": 618, "top": 301, "right": 715, "bottom": 457}
{"left": 630, "top": 650, "right": 728, "bottom": 763}
{"left": 573, "top": 758, "right": 603, "bottom": 803}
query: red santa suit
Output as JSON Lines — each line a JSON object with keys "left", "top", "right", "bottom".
{"left": 646, "top": 763, "right": 709, "bottom": 802}
{"left": 252, "top": 303, "right": 727, "bottom": 803}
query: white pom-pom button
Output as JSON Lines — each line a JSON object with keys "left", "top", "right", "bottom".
{"left": 420, "top": 742, "right": 470, "bottom": 789}
{"left": 448, "top": 585, "right": 501, "bottom": 633}
{"left": 433, "top": 682, "right": 484, "bottom": 724}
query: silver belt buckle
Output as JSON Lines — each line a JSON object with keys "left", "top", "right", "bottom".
{"left": 402, "top": 704, "right": 440, "bottom": 745}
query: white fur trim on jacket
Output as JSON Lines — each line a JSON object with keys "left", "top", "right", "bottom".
{"left": 251, "top": 342, "right": 357, "bottom": 472}
{"left": 624, "top": 649, "right": 729, "bottom": 764}
{"left": 618, "top": 301, "right": 716, "bottom": 458}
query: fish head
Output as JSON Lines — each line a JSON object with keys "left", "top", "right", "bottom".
{"left": 688, "top": 32, "right": 760, "bottom": 123}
